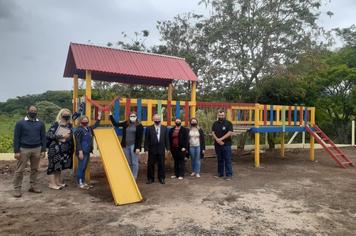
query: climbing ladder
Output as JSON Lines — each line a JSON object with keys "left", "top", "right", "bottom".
{"left": 306, "top": 124, "right": 354, "bottom": 168}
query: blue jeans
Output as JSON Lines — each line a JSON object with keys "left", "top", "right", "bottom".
{"left": 190, "top": 146, "right": 201, "bottom": 174}
{"left": 124, "top": 144, "right": 139, "bottom": 179}
{"left": 77, "top": 153, "right": 90, "bottom": 184}
{"left": 215, "top": 145, "right": 232, "bottom": 177}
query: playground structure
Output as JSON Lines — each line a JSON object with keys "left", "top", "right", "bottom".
{"left": 64, "top": 43, "right": 353, "bottom": 205}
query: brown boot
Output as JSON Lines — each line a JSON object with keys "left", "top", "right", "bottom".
{"left": 29, "top": 187, "right": 42, "bottom": 193}
{"left": 13, "top": 189, "right": 22, "bottom": 198}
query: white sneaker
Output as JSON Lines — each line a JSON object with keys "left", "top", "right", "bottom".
{"left": 196, "top": 174, "right": 201, "bottom": 178}
{"left": 79, "top": 184, "right": 89, "bottom": 190}
{"left": 178, "top": 177, "right": 184, "bottom": 180}
{"left": 171, "top": 175, "right": 177, "bottom": 179}
{"left": 190, "top": 172, "right": 196, "bottom": 177}
{"left": 84, "top": 183, "right": 93, "bottom": 189}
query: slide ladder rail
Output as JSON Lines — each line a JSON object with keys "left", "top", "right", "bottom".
{"left": 306, "top": 124, "right": 354, "bottom": 168}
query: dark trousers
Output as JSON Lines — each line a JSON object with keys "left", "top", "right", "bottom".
{"left": 171, "top": 148, "right": 185, "bottom": 177}
{"left": 147, "top": 152, "right": 165, "bottom": 181}
{"left": 215, "top": 145, "right": 233, "bottom": 177}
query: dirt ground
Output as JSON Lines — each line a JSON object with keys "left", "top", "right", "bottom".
{"left": 1, "top": 147, "right": 356, "bottom": 236}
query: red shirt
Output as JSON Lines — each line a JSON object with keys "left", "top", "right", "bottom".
{"left": 172, "top": 127, "right": 180, "bottom": 148}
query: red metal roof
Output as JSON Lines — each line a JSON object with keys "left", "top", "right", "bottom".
{"left": 63, "top": 43, "right": 197, "bottom": 86}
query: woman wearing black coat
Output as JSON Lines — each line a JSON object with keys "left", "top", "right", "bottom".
{"left": 168, "top": 118, "right": 189, "bottom": 180}
{"left": 109, "top": 111, "right": 143, "bottom": 180}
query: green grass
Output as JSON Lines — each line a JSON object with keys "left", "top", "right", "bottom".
{"left": 0, "top": 114, "right": 20, "bottom": 152}
{"left": 0, "top": 114, "right": 20, "bottom": 137}
{"left": 0, "top": 114, "right": 53, "bottom": 153}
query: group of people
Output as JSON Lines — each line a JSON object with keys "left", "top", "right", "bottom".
{"left": 12, "top": 105, "right": 234, "bottom": 197}
{"left": 142, "top": 110, "right": 234, "bottom": 184}
{"left": 109, "top": 112, "right": 207, "bottom": 184}
{"left": 12, "top": 105, "right": 101, "bottom": 197}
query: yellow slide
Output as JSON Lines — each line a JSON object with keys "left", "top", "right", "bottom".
{"left": 93, "top": 128, "right": 143, "bottom": 205}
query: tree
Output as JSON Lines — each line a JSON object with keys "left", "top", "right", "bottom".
{"left": 314, "top": 64, "right": 356, "bottom": 143}
{"left": 35, "top": 101, "right": 61, "bottom": 124}
{"left": 0, "top": 91, "right": 72, "bottom": 115}
{"left": 158, "top": 0, "right": 329, "bottom": 100}
{"left": 334, "top": 24, "right": 356, "bottom": 48}
{"left": 256, "top": 76, "right": 306, "bottom": 105}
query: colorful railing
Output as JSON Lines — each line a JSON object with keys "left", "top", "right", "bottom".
{"left": 80, "top": 97, "right": 315, "bottom": 130}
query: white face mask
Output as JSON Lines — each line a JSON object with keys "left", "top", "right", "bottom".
{"left": 130, "top": 117, "right": 137, "bottom": 122}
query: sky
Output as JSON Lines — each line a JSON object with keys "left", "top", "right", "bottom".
{"left": 0, "top": 0, "right": 355, "bottom": 102}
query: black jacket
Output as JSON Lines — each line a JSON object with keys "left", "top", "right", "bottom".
{"left": 144, "top": 125, "right": 170, "bottom": 155}
{"left": 168, "top": 126, "right": 189, "bottom": 151}
{"left": 109, "top": 115, "right": 144, "bottom": 151}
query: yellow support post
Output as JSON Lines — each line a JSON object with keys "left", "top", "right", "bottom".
{"left": 85, "top": 70, "right": 92, "bottom": 124}
{"left": 281, "top": 133, "right": 285, "bottom": 157}
{"left": 281, "top": 107, "right": 286, "bottom": 157}
{"left": 168, "top": 83, "right": 173, "bottom": 119}
{"left": 73, "top": 74, "right": 79, "bottom": 114}
{"left": 147, "top": 100, "right": 153, "bottom": 125}
{"left": 85, "top": 70, "right": 92, "bottom": 182}
{"left": 167, "top": 84, "right": 173, "bottom": 168}
{"left": 168, "top": 84, "right": 173, "bottom": 100}
{"left": 72, "top": 74, "right": 79, "bottom": 175}
{"left": 310, "top": 107, "right": 315, "bottom": 161}
{"left": 226, "top": 108, "right": 232, "bottom": 121}
{"left": 276, "top": 107, "right": 280, "bottom": 125}
{"left": 190, "top": 81, "right": 197, "bottom": 118}
{"left": 254, "top": 104, "right": 260, "bottom": 168}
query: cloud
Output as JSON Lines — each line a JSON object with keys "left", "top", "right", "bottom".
{"left": 0, "top": 0, "right": 355, "bottom": 102}
{"left": 0, "top": 0, "right": 27, "bottom": 31}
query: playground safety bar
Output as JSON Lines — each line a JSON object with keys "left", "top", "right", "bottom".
{"left": 76, "top": 97, "right": 315, "bottom": 129}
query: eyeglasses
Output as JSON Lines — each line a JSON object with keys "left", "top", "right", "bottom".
{"left": 130, "top": 116, "right": 137, "bottom": 118}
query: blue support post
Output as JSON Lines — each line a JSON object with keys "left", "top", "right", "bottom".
{"left": 137, "top": 98, "right": 142, "bottom": 122}
{"left": 175, "top": 101, "right": 180, "bottom": 119}
{"left": 237, "top": 110, "right": 241, "bottom": 121}
{"left": 114, "top": 100, "right": 122, "bottom": 136}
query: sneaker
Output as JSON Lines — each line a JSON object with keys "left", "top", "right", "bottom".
{"left": 225, "top": 177, "right": 232, "bottom": 181}
{"left": 196, "top": 174, "right": 201, "bottom": 178}
{"left": 190, "top": 172, "right": 196, "bottom": 177}
{"left": 28, "top": 187, "right": 42, "bottom": 193}
{"left": 83, "top": 183, "right": 93, "bottom": 189}
{"left": 178, "top": 177, "right": 184, "bottom": 180}
{"left": 171, "top": 175, "right": 177, "bottom": 179}
{"left": 79, "top": 184, "right": 90, "bottom": 190}
{"left": 214, "top": 175, "right": 223, "bottom": 179}
{"left": 13, "top": 189, "right": 22, "bottom": 198}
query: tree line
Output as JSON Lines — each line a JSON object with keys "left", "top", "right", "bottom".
{"left": 0, "top": 0, "right": 355, "bottom": 149}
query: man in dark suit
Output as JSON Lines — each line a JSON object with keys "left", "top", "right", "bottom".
{"left": 144, "top": 114, "right": 170, "bottom": 184}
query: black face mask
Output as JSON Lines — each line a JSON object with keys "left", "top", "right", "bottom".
{"left": 191, "top": 123, "right": 197, "bottom": 127}
{"left": 175, "top": 122, "right": 181, "bottom": 127}
{"left": 218, "top": 118, "right": 225, "bottom": 122}
{"left": 28, "top": 112, "right": 37, "bottom": 119}
{"left": 154, "top": 121, "right": 161, "bottom": 125}
{"left": 62, "top": 115, "right": 71, "bottom": 121}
